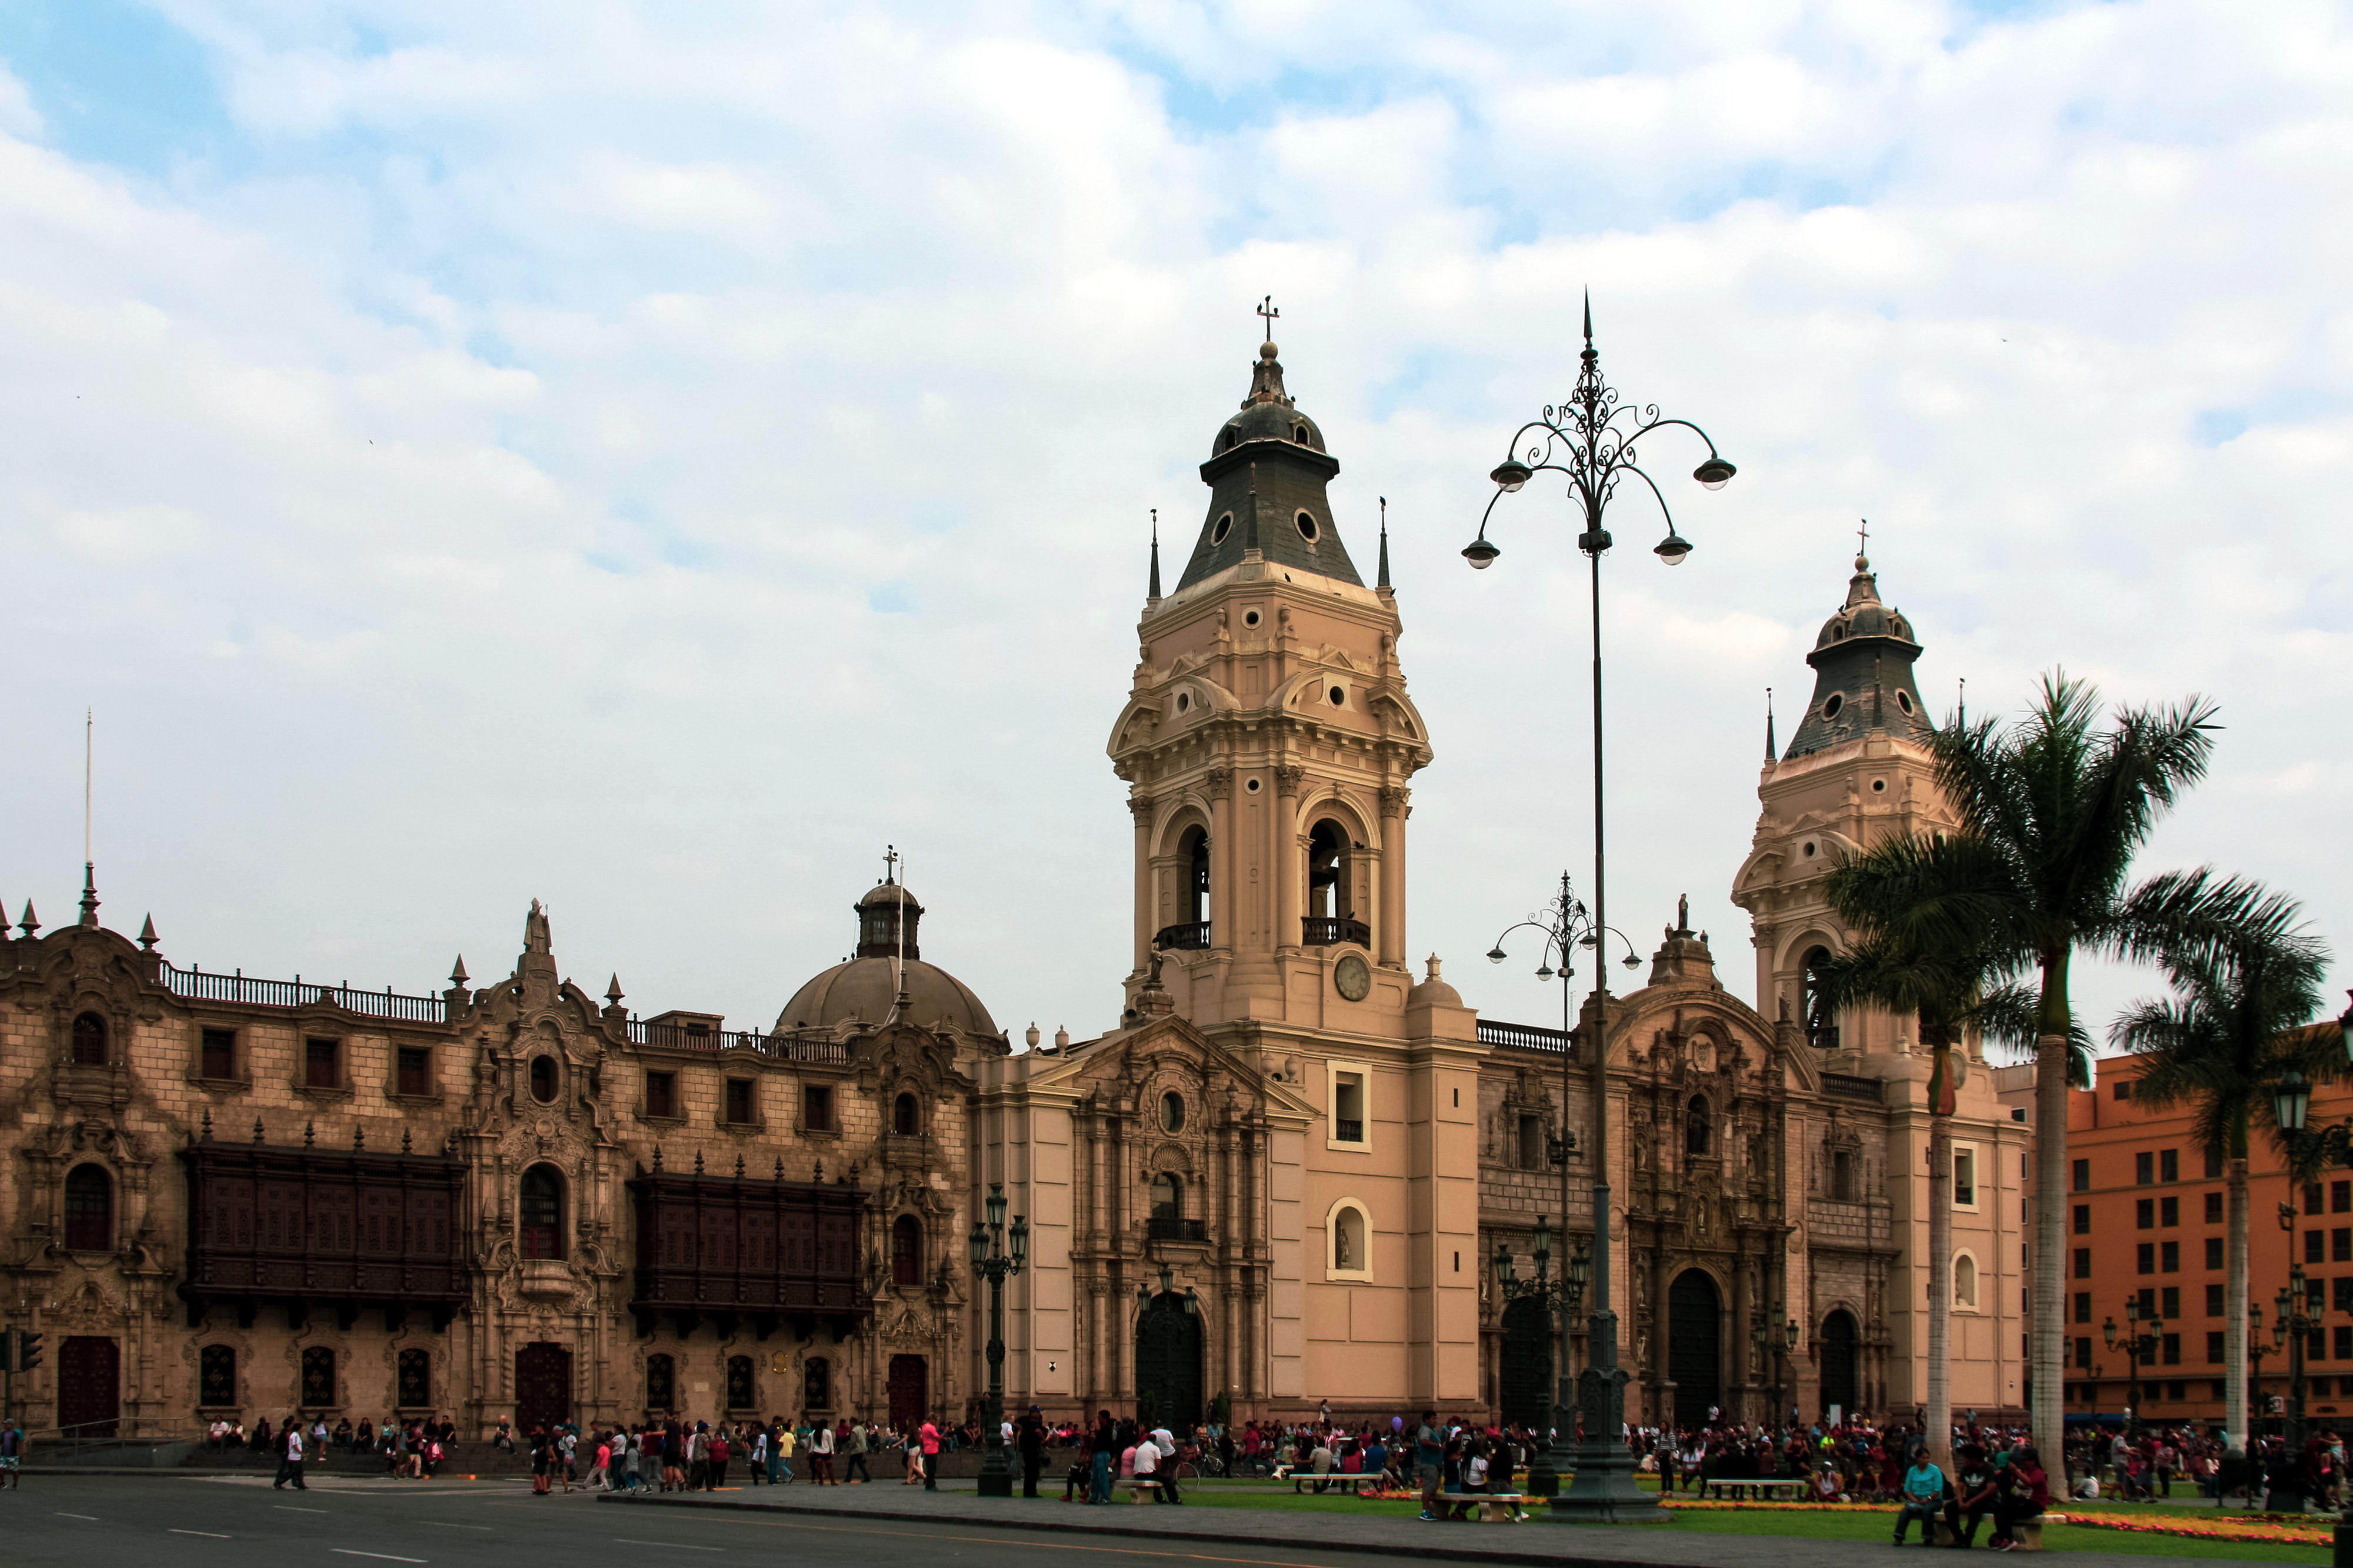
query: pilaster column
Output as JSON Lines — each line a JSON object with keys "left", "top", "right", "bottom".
{"left": 1207, "top": 766, "right": 1235, "bottom": 952}
{"left": 1274, "top": 765, "right": 1304, "bottom": 951}
{"left": 1130, "top": 795, "right": 1155, "bottom": 972}
{"left": 1377, "top": 786, "right": 1408, "bottom": 968}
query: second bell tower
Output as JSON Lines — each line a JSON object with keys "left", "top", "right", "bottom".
{"left": 1108, "top": 334, "right": 1434, "bottom": 1033}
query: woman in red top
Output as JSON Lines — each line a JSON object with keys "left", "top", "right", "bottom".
{"left": 1991, "top": 1446, "right": 2049, "bottom": 1552}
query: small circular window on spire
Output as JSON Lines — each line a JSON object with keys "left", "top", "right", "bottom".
{"left": 1211, "top": 513, "right": 1232, "bottom": 546}
{"left": 1895, "top": 690, "right": 1915, "bottom": 715}
{"left": 1295, "top": 511, "right": 1319, "bottom": 543}
{"left": 1822, "top": 693, "right": 1845, "bottom": 720}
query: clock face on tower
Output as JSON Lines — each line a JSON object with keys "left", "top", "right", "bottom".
{"left": 1333, "top": 952, "right": 1372, "bottom": 1002}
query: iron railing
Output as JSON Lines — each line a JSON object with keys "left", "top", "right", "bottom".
{"left": 163, "top": 963, "right": 448, "bottom": 1023}
{"left": 1147, "top": 1216, "right": 1208, "bottom": 1243}
{"left": 628, "top": 1020, "right": 848, "bottom": 1065}
{"left": 1154, "top": 921, "right": 1212, "bottom": 951}
{"left": 1478, "top": 1018, "right": 1571, "bottom": 1053}
{"left": 1822, "top": 1072, "right": 1881, "bottom": 1104}
{"left": 1300, "top": 916, "right": 1371, "bottom": 948}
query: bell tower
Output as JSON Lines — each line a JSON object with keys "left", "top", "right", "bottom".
{"left": 1731, "top": 543, "right": 1959, "bottom": 1060}
{"left": 1108, "top": 331, "right": 1434, "bottom": 1032}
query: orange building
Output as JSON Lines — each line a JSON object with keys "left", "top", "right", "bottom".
{"left": 2004, "top": 1032, "right": 2351, "bottom": 1432}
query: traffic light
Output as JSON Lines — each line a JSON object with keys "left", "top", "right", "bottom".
{"left": 14, "top": 1331, "right": 39, "bottom": 1373}
{"left": 0, "top": 1329, "right": 11, "bottom": 1372}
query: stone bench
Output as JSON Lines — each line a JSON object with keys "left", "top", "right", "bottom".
{"left": 1441, "top": 1490, "right": 1529, "bottom": 1523}
{"left": 1291, "top": 1473, "right": 1383, "bottom": 1495}
{"left": 1119, "top": 1477, "right": 1164, "bottom": 1503}
{"left": 1704, "top": 1477, "right": 1809, "bottom": 1502}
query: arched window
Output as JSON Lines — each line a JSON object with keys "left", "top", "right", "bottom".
{"left": 198, "top": 1345, "right": 237, "bottom": 1408}
{"left": 645, "top": 1353, "right": 675, "bottom": 1412}
{"left": 300, "top": 1346, "right": 336, "bottom": 1408}
{"left": 529, "top": 1055, "right": 558, "bottom": 1104}
{"left": 397, "top": 1349, "right": 431, "bottom": 1408}
{"left": 1307, "top": 820, "right": 1352, "bottom": 920}
{"left": 1685, "top": 1096, "right": 1712, "bottom": 1157}
{"left": 1161, "top": 1091, "right": 1185, "bottom": 1133}
{"left": 1329, "top": 1203, "right": 1369, "bottom": 1277}
{"left": 1183, "top": 826, "right": 1211, "bottom": 925}
{"left": 894, "top": 1093, "right": 919, "bottom": 1136}
{"left": 64, "top": 1163, "right": 112, "bottom": 1251}
{"left": 1801, "top": 946, "right": 1840, "bottom": 1050}
{"left": 71, "top": 1011, "right": 108, "bottom": 1066}
{"left": 805, "top": 1356, "right": 831, "bottom": 1411}
{"left": 1954, "top": 1252, "right": 1979, "bottom": 1310}
{"left": 519, "top": 1165, "right": 565, "bottom": 1260}
{"left": 726, "top": 1355, "right": 756, "bottom": 1410}
{"left": 1149, "top": 1172, "right": 1181, "bottom": 1220}
{"left": 892, "top": 1214, "right": 924, "bottom": 1286}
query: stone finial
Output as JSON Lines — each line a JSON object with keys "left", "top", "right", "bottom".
{"left": 138, "top": 913, "right": 159, "bottom": 951}
{"left": 775, "top": 1155, "right": 785, "bottom": 1182}
{"left": 199, "top": 1109, "right": 213, "bottom": 1142}
{"left": 354, "top": 1125, "right": 365, "bottom": 1151}
{"left": 402, "top": 1128, "right": 413, "bottom": 1155}
{"left": 605, "top": 974, "right": 625, "bottom": 1005}
{"left": 1025, "top": 1022, "right": 1041, "bottom": 1049}
{"left": 694, "top": 1149, "right": 704, "bottom": 1175}
{"left": 653, "top": 1146, "right": 664, "bottom": 1172}
{"left": 253, "top": 1116, "right": 265, "bottom": 1144}
{"left": 78, "top": 862, "right": 99, "bottom": 928}
{"left": 735, "top": 1154, "right": 745, "bottom": 1179}
{"left": 304, "top": 1119, "right": 316, "bottom": 1147}
{"left": 814, "top": 1158, "right": 824, "bottom": 1184}
{"left": 18, "top": 900, "right": 38, "bottom": 939}
{"left": 451, "top": 955, "right": 469, "bottom": 987}
{"left": 1054, "top": 1026, "right": 1070, "bottom": 1050}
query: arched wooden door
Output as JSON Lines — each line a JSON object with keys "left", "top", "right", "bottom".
{"left": 59, "top": 1336, "right": 119, "bottom": 1436}
{"left": 888, "top": 1355, "right": 928, "bottom": 1432}
{"left": 1499, "top": 1294, "right": 1554, "bottom": 1430}
{"left": 1667, "top": 1270, "right": 1722, "bottom": 1429}
{"left": 1820, "top": 1309, "right": 1859, "bottom": 1417}
{"left": 1135, "top": 1292, "right": 1203, "bottom": 1430}
{"left": 515, "top": 1342, "right": 572, "bottom": 1434}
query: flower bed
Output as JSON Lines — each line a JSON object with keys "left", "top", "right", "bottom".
{"left": 1650, "top": 1496, "right": 2332, "bottom": 1546}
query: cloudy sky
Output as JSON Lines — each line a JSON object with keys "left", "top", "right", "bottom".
{"left": 2, "top": 0, "right": 2346, "bottom": 1053}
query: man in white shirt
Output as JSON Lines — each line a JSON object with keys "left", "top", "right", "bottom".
{"left": 275, "top": 1422, "right": 308, "bottom": 1490}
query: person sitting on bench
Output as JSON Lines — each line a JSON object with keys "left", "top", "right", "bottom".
{"left": 1988, "top": 1444, "right": 2048, "bottom": 1552}
{"left": 1894, "top": 1447, "right": 1946, "bottom": 1546}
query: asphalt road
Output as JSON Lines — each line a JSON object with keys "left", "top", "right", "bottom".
{"left": 3, "top": 1474, "right": 1417, "bottom": 1568}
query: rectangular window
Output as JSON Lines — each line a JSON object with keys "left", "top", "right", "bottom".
{"left": 2309, "top": 1183, "right": 2327, "bottom": 1215}
{"left": 2138, "top": 1286, "right": 2157, "bottom": 1319}
{"left": 2135, "top": 1151, "right": 2154, "bottom": 1185}
{"left": 1832, "top": 1147, "right": 1857, "bottom": 1200}
{"left": 2310, "top": 1229, "right": 2327, "bottom": 1265}
{"left": 396, "top": 1047, "right": 431, "bottom": 1097}
{"left": 2205, "top": 1145, "right": 2225, "bottom": 1178}
{"left": 2161, "top": 1240, "right": 2180, "bottom": 1272}
{"left": 2137, "top": 1242, "right": 2155, "bottom": 1275}
{"left": 2205, "top": 1236, "right": 2224, "bottom": 1270}
{"left": 2074, "top": 1247, "right": 2092, "bottom": 1280}
{"left": 1331, "top": 1068, "right": 1367, "bottom": 1147}
{"left": 2205, "top": 1191, "right": 2225, "bottom": 1224}
{"left": 2338, "top": 1229, "right": 2353, "bottom": 1264}
{"left": 2074, "top": 1204, "right": 2092, "bottom": 1235}
{"left": 2075, "top": 1336, "right": 2094, "bottom": 1371}
{"left": 1519, "top": 1115, "right": 1546, "bottom": 1172}
{"left": 2162, "top": 1285, "right": 2181, "bottom": 1318}
{"left": 2338, "top": 1277, "right": 2353, "bottom": 1314}
{"left": 1953, "top": 1146, "right": 1978, "bottom": 1207}
{"left": 2314, "top": 1330, "right": 2328, "bottom": 1363}
{"left": 2072, "top": 1158, "right": 2091, "bottom": 1192}
{"left": 2208, "top": 1330, "right": 2226, "bottom": 1364}
{"left": 2160, "top": 1148, "right": 2178, "bottom": 1183}
{"left": 2162, "top": 1333, "right": 2181, "bottom": 1366}
{"left": 2074, "top": 1290, "right": 2092, "bottom": 1324}
{"left": 645, "top": 1070, "right": 676, "bottom": 1120}
{"left": 304, "top": 1037, "right": 339, "bottom": 1089}
{"left": 2161, "top": 1196, "right": 2179, "bottom": 1227}
{"left": 2115, "top": 1080, "right": 2134, "bottom": 1101}
{"left": 2209, "top": 1282, "right": 2226, "bottom": 1315}
{"left": 199, "top": 1027, "right": 237, "bottom": 1079}
{"left": 725, "top": 1078, "right": 754, "bottom": 1126}
{"left": 804, "top": 1083, "right": 835, "bottom": 1132}
{"left": 2137, "top": 1198, "right": 2155, "bottom": 1229}
{"left": 2337, "top": 1327, "right": 2353, "bottom": 1362}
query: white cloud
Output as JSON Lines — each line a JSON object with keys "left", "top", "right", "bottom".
{"left": 1, "top": 0, "right": 2348, "bottom": 1045}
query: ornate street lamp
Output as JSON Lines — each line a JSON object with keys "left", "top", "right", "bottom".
{"left": 969, "top": 1182, "right": 1028, "bottom": 1497}
{"left": 1491, "top": 1217, "right": 1591, "bottom": 1495}
{"left": 1466, "top": 296, "right": 1734, "bottom": 1525}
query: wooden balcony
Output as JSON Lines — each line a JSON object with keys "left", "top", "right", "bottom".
{"left": 628, "top": 1167, "right": 871, "bottom": 1340}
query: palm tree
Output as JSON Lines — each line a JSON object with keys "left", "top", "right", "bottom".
{"left": 1811, "top": 939, "right": 2057, "bottom": 1469}
{"left": 1822, "top": 671, "right": 2228, "bottom": 1467}
{"left": 2114, "top": 871, "right": 2330, "bottom": 1457}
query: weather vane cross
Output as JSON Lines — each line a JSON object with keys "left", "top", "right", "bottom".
{"left": 1257, "top": 295, "right": 1279, "bottom": 345}
{"left": 884, "top": 843, "right": 898, "bottom": 883}
{"left": 1857, "top": 518, "right": 1871, "bottom": 557}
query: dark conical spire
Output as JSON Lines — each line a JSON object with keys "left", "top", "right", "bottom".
{"left": 1148, "top": 509, "right": 1162, "bottom": 600}
{"left": 1377, "top": 496, "right": 1391, "bottom": 590}
{"left": 1765, "top": 688, "right": 1776, "bottom": 763}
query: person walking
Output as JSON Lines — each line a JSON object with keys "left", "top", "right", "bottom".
{"left": 747, "top": 1423, "right": 766, "bottom": 1485}
{"left": 1019, "top": 1407, "right": 1045, "bottom": 1498}
{"left": 845, "top": 1419, "right": 872, "bottom": 1483}
{"left": 1088, "top": 1412, "right": 1114, "bottom": 1504}
{"left": 810, "top": 1416, "right": 836, "bottom": 1483}
{"left": 1, "top": 1418, "right": 25, "bottom": 1488}
{"left": 919, "top": 1417, "right": 941, "bottom": 1491}
{"left": 1414, "top": 1410, "right": 1444, "bottom": 1522}
{"left": 776, "top": 1420, "right": 795, "bottom": 1484}
{"left": 275, "top": 1420, "right": 309, "bottom": 1492}
{"left": 707, "top": 1425, "right": 730, "bottom": 1490}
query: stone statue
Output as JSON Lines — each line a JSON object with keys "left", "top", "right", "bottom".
{"left": 525, "top": 898, "right": 552, "bottom": 955}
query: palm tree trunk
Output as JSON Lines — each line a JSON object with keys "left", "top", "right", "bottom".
{"left": 2031, "top": 950, "right": 2072, "bottom": 1470}
{"left": 2228, "top": 1153, "right": 2250, "bottom": 1454}
{"left": 1928, "top": 1117, "right": 1952, "bottom": 1471}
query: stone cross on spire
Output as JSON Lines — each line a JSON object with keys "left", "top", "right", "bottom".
{"left": 883, "top": 844, "right": 899, "bottom": 885}
{"left": 1257, "top": 294, "right": 1279, "bottom": 345}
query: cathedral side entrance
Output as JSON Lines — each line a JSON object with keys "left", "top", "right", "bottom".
{"left": 1135, "top": 1290, "right": 1204, "bottom": 1430}
{"left": 514, "top": 1342, "right": 572, "bottom": 1436}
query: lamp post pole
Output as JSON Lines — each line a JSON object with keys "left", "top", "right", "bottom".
{"left": 1491, "top": 1216, "right": 1589, "bottom": 1495}
{"left": 1466, "top": 298, "right": 1735, "bottom": 1525}
{"left": 969, "top": 1182, "right": 1028, "bottom": 1499}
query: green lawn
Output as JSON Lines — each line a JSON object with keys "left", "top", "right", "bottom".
{"left": 1165, "top": 1486, "right": 2332, "bottom": 1560}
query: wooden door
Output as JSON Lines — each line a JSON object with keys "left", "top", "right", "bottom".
{"left": 1134, "top": 1293, "right": 1203, "bottom": 1430}
{"left": 1499, "top": 1293, "right": 1555, "bottom": 1430}
{"left": 59, "top": 1336, "right": 120, "bottom": 1436}
{"left": 888, "top": 1354, "right": 927, "bottom": 1432}
{"left": 514, "top": 1342, "right": 572, "bottom": 1434}
{"left": 1667, "top": 1270, "right": 1722, "bottom": 1429}
{"left": 1819, "top": 1309, "right": 1859, "bottom": 1417}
